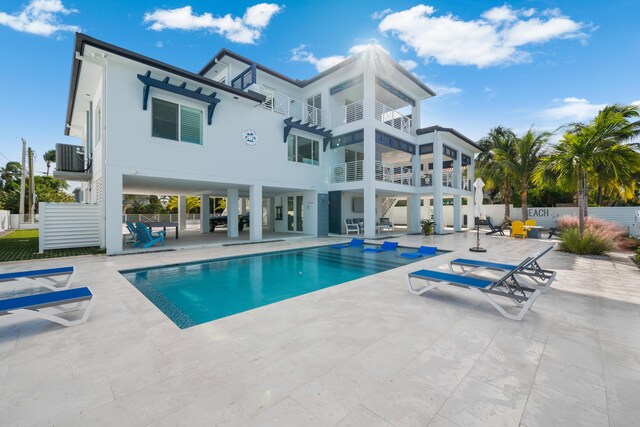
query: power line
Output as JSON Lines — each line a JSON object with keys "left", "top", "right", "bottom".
{"left": 0, "top": 151, "right": 12, "bottom": 162}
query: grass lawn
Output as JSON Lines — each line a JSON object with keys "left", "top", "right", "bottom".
{"left": 0, "top": 230, "right": 104, "bottom": 263}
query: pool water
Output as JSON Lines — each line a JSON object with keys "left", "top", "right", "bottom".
{"left": 121, "top": 244, "right": 440, "bottom": 328}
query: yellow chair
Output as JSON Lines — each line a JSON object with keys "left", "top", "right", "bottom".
{"left": 525, "top": 219, "right": 536, "bottom": 226}
{"left": 511, "top": 220, "right": 528, "bottom": 239}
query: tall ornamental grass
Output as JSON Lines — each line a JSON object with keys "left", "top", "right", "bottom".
{"left": 557, "top": 215, "right": 625, "bottom": 255}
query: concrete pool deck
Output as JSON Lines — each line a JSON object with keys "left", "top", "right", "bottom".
{"left": 0, "top": 232, "right": 639, "bottom": 426}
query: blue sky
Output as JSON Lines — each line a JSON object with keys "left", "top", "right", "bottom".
{"left": 0, "top": 0, "right": 638, "bottom": 175}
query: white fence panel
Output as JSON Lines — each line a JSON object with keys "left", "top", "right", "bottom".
{"left": 480, "top": 205, "right": 640, "bottom": 228}
{"left": 39, "top": 203, "right": 101, "bottom": 252}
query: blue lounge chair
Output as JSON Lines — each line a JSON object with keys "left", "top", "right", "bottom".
{"left": 362, "top": 241, "right": 398, "bottom": 253}
{"left": 400, "top": 246, "right": 438, "bottom": 259}
{"left": 331, "top": 238, "right": 365, "bottom": 249}
{"left": 0, "top": 287, "right": 95, "bottom": 327}
{"left": 0, "top": 266, "right": 76, "bottom": 291}
{"left": 125, "top": 221, "right": 138, "bottom": 245}
{"left": 407, "top": 257, "right": 541, "bottom": 321}
{"left": 132, "top": 222, "right": 165, "bottom": 249}
{"left": 448, "top": 245, "right": 556, "bottom": 292}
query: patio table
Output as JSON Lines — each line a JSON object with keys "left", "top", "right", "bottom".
{"left": 142, "top": 222, "right": 179, "bottom": 239}
{"left": 524, "top": 225, "right": 543, "bottom": 239}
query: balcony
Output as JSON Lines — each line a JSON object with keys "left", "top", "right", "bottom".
{"left": 375, "top": 101, "right": 412, "bottom": 135}
{"left": 330, "top": 100, "right": 363, "bottom": 128}
{"left": 420, "top": 172, "right": 472, "bottom": 191}
{"left": 258, "top": 87, "right": 324, "bottom": 127}
{"left": 328, "top": 160, "right": 413, "bottom": 186}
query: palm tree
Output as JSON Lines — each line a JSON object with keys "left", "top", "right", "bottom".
{"left": 42, "top": 149, "right": 56, "bottom": 176}
{"left": 166, "top": 196, "right": 201, "bottom": 213}
{"left": 510, "top": 130, "right": 549, "bottom": 221}
{"left": 476, "top": 127, "right": 517, "bottom": 223}
{"left": 536, "top": 104, "right": 640, "bottom": 235}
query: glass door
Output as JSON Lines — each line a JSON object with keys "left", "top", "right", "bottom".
{"left": 287, "top": 195, "right": 304, "bottom": 232}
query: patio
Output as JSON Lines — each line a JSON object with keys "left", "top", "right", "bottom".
{"left": 0, "top": 232, "right": 638, "bottom": 426}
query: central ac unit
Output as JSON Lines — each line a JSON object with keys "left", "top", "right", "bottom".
{"left": 56, "top": 143, "right": 85, "bottom": 173}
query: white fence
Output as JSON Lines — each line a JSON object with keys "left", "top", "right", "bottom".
{"left": 39, "top": 203, "right": 101, "bottom": 252}
{"left": 0, "top": 210, "right": 9, "bottom": 232}
{"left": 123, "top": 213, "right": 200, "bottom": 223}
{"left": 389, "top": 204, "right": 640, "bottom": 229}
{"left": 9, "top": 214, "right": 39, "bottom": 230}
{"left": 481, "top": 205, "right": 640, "bottom": 229}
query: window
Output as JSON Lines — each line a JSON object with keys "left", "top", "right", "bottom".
{"left": 288, "top": 134, "right": 319, "bottom": 165}
{"left": 152, "top": 98, "right": 202, "bottom": 144}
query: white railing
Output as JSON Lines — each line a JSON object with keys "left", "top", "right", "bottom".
{"left": 375, "top": 101, "right": 412, "bottom": 134}
{"left": 330, "top": 100, "right": 364, "bottom": 128}
{"left": 375, "top": 161, "right": 413, "bottom": 185}
{"left": 123, "top": 214, "right": 201, "bottom": 223}
{"left": 420, "top": 172, "right": 468, "bottom": 189}
{"left": 258, "top": 87, "right": 323, "bottom": 127}
{"left": 329, "top": 160, "right": 364, "bottom": 183}
{"left": 442, "top": 172, "right": 458, "bottom": 189}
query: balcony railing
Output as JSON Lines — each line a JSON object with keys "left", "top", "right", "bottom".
{"left": 258, "top": 87, "right": 324, "bottom": 127}
{"left": 329, "top": 160, "right": 363, "bottom": 183}
{"left": 330, "top": 100, "right": 364, "bottom": 128}
{"left": 420, "top": 172, "right": 472, "bottom": 190}
{"left": 375, "top": 101, "right": 412, "bottom": 134}
{"left": 375, "top": 161, "right": 413, "bottom": 185}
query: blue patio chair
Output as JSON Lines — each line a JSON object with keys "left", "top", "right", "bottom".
{"left": 132, "top": 222, "right": 165, "bottom": 249}
{"left": 361, "top": 241, "right": 398, "bottom": 253}
{"left": 407, "top": 257, "right": 541, "bottom": 321}
{"left": 331, "top": 238, "right": 365, "bottom": 249}
{"left": 0, "top": 287, "right": 95, "bottom": 327}
{"left": 400, "top": 246, "right": 438, "bottom": 259}
{"left": 125, "top": 221, "right": 138, "bottom": 245}
{"left": 0, "top": 266, "right": 76, "bottom": 291}
{"left": 448, "top": 245, "right": 556, "bottom": 292}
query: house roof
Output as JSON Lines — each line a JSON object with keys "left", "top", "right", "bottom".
{"left": 65, "top": 33, "right": 264, "bottom": 135}
{"left": 200, "top": 46, "right": 437, "bottom": 97}
{"left": 417, "top": 125, "right": 482, "bottom": 151}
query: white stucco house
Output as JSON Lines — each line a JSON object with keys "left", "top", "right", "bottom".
{"left": 58, "top": 33, "right": 481, "bottom": 255}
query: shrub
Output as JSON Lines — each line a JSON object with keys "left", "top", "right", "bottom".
{"left": 559, "top": 228, "right": 614, "bottom": 255}
{"left": 557, "top": 215, "right": 625, "bottom": 255}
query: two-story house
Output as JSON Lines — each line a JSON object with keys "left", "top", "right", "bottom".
{"left": 59, "top": 33, "right": 481, "bottom": 255}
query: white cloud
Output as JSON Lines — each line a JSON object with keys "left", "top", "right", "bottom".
{"left": 398, "top": 59, "right": 417, "bottom": 70}
{"left": 0, "top": 0, "right": 81, "bottom": 36}
{"left": 541, "top": 97, "right": 606, "bottom": 121}
{"left": 143, "top": 3, "right": 282, "bottom": 44}
{"left": 290, "top": 43, "right": 386, "bottom": 72}
{"left": 155, "top": 41, "right": 163, "bottom": 48}
{"left": 377, "top": 4, "right": 588, "bottom": 68}
{"left": 430, "top": 83, "right": 462, "bottom": 96}
{"left": 631, "top": 100, "right": 640, "bottom": 106}
{"left": 371, "top": 8, "right": 393, "bottom": 20}
{"left": 482, "top": 5, "right": 517, "bottom": 23}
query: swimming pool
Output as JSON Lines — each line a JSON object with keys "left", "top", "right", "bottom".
{"left": 121, "top": 244, "right": 441, "bottom": 328}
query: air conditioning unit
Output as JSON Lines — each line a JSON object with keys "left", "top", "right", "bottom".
{"left": 56, "top": 143, "right": 85, "bottom": 172}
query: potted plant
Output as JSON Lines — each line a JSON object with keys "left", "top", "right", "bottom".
{"left": 420, "top": 220, "right": 436, "bottom": 236}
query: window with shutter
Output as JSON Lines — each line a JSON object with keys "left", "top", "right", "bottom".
{"left": 152, "top": 98, "right": 179, "bottom": 141}
{"left": 180, "top": 105, "right": 202, "bottom": 144}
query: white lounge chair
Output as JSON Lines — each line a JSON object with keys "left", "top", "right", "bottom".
{"left": 0, "top": 287, "right": 95, "bottom": 327}
{"left": 0, "top": 266, "right": 76, "bottom": 291}
{"left": 407, "top": 258, "right": 541, "bottom": 321}
{"left": 448, "top": 245, "right": 556, "bottom": 292}
{"left": 344, "top": 219, "right": 360, "bottom": 235}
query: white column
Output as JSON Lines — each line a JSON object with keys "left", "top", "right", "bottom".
{"left": 178, "top": 195, "right": 187, "bottom": 231}
{"left": 467, "top": 157, "right": 476, "bottom": 228}
{"left": 240, "top": 198, "right": 247, "bottom": 214}
{"left": 303, "top": 191, "right": 317, "bottom": 235}
{"left": 433, "top": 131, "right": 444, "bottom": 234}
{"left": 408, "top": 196, "right": 421, "bottom": 233}
{"left": 104, "top": 171, "right": 123, "bottom": 255}
{"left": 453, "top": 195, "right": 462, "bottom": 231}
{"left": 411, "top": 100, "right": 421, "bottom": 134}
{"left": 249, "top": 185, "right": 262, "bottom": 241}
{"left": 227, "top": 188, "right": 239, "bottom": 238}
{"left": 362, "top": 67, "right": 377, "bottom": 238}
{"left": 200, "top": 195, "right": 210, "bottom": 233}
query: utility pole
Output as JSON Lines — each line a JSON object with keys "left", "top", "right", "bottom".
{"left": 19, "top": 138, "right": 26, "bottom": 221}
{"left": 28, "top": 147, "right": 35, "bottom": 223}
